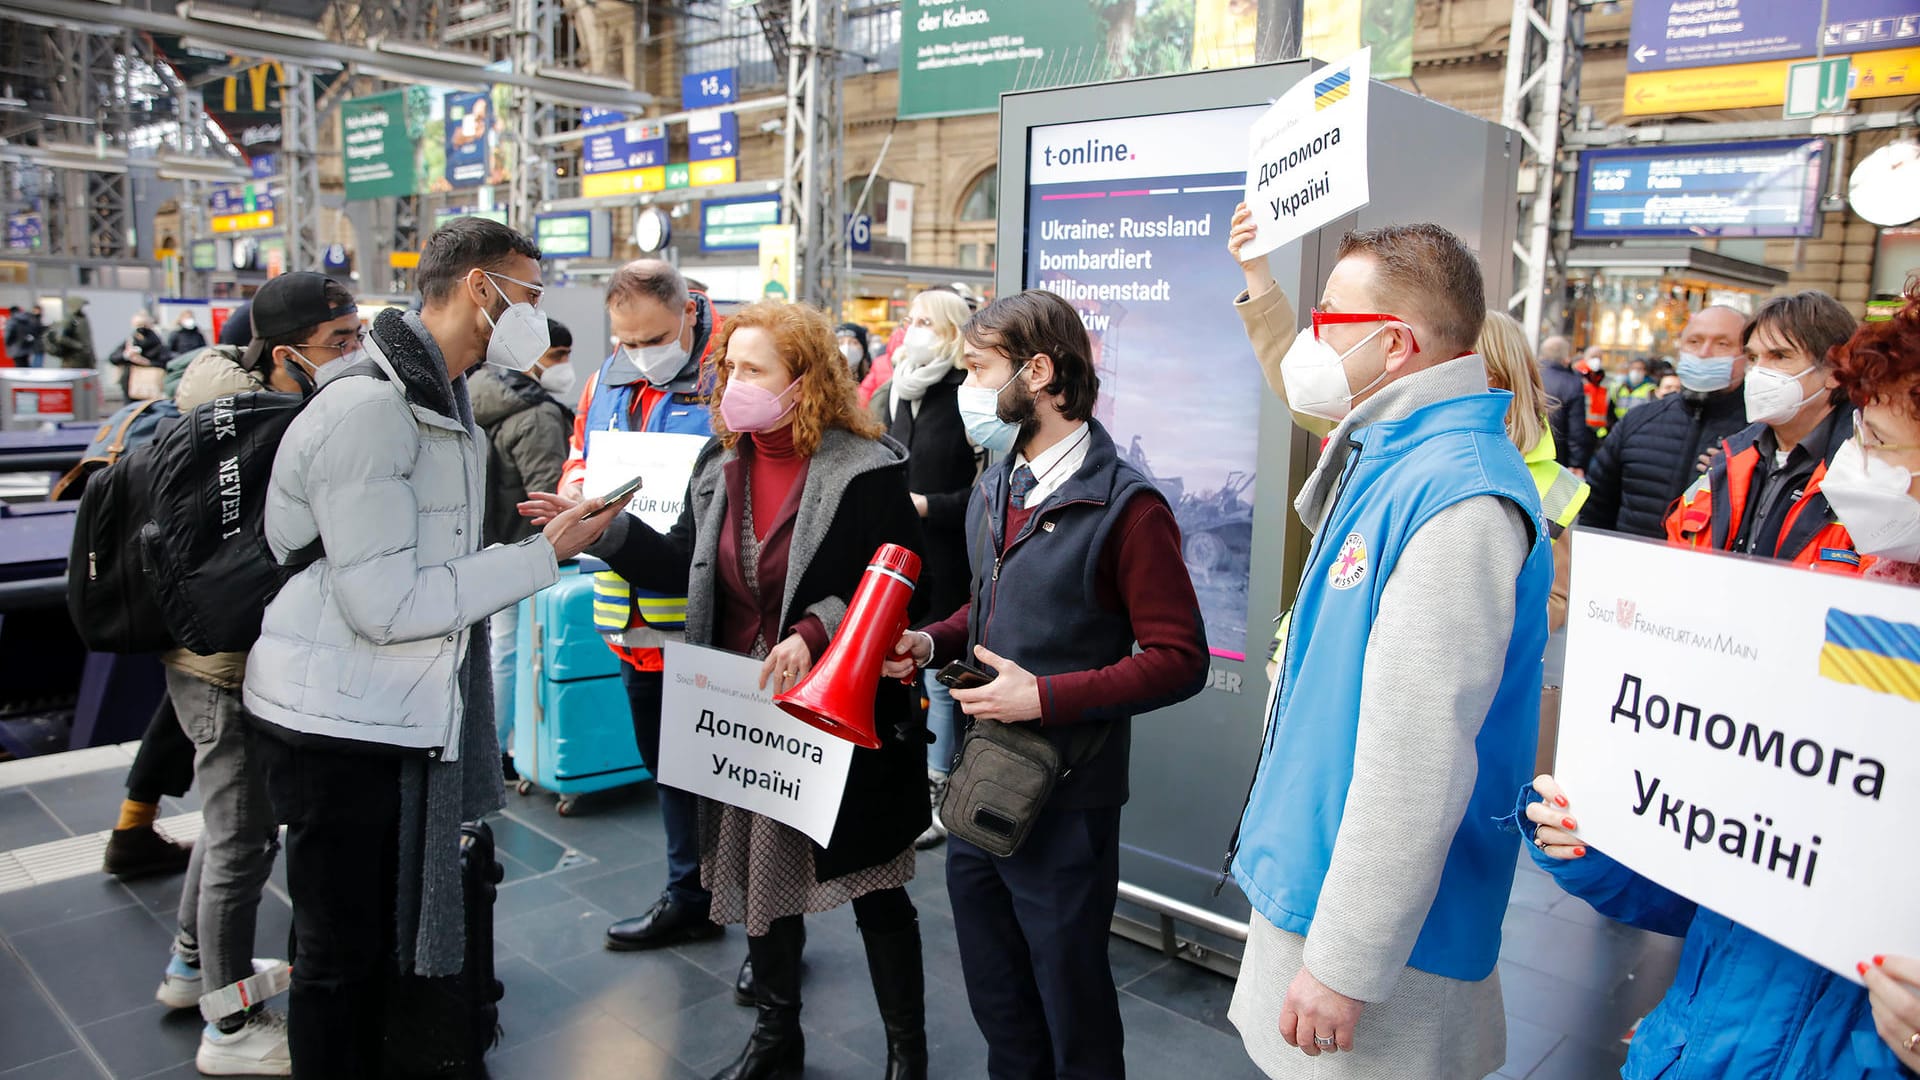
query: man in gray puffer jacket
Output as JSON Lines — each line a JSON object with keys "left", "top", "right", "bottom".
{"left": 242, "top": 219, "right": 624, "bottom": 1078}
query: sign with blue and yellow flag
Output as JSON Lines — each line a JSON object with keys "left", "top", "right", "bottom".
{"left": 1555, "top": 530, "right": 1920, "bottom": 986}
{"left": 1821, "top": 610, "right": 1920, "bottom": 704}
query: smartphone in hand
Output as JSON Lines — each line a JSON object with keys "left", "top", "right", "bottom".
{"left": 937, "top": 659, "right": 996, "bottom": 690}
{"left": 585, "top": 473, "right": 643, "bottom": 518}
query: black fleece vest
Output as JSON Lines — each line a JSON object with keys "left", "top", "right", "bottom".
{"left": 963, "top": 420, "right": 1156, "bottom": 810}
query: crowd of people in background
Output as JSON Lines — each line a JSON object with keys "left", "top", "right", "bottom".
{"left": 31, "top": 201, "right": 1920, "bottom": 1080}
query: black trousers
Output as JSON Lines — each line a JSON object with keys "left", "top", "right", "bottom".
{"left": 258, "top": 734, "right": 402, "bottom": 1080}
{"left": 622, "top": 665, "right": 708, "bottom": 909}
{"left": 947, "top": 804, "right": 1126, "bottom": 1080}
{"left": 125, "top": 696, "right": 195, "bottom": 804}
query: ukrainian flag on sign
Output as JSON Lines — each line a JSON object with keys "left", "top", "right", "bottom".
{"left": 1819, "top": 609, "right": 1920, "bottom": 704}
{"left": 1315, "top": 70, "right": 1352, "bottom": 111}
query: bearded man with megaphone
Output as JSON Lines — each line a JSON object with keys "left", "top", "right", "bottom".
{"left": 527, "top": 299, "right": 932, "bottom": 1080}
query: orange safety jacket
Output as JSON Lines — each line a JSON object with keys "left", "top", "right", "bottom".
{"left": 1664, "top": 413, "right": 1866, "bottom": 575}
{"left": 1581, "top": 380, "right": 1610, "bottom": 432}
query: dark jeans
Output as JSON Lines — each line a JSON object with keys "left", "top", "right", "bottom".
{"left": 258, "top": 734, "right": 401, "bottom": 1080}
{"left": 623, "top": 665, "right": 708, "bottom": 910}
{"left": 126, "top": 697, "right": 195, "bottom": 804}
{"left": 948, "top": 804, "right": 1126, "bottom": 1080}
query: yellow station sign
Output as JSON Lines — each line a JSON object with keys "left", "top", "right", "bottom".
{"left": 689, "top": 158, "right": 738, "bottom": 187}
{"left": 1624, "top": 47, "right": 1920, "bottom": 116}
{"left": 580, "top": 166, "right": 668, "bottom": 199}
{"left": 211, "top": 210, "right": 276, "bottom": 233}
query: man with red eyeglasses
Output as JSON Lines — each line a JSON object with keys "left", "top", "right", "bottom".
{"left": 1223, "top": 207, "right": 1552, "bottom": 1078}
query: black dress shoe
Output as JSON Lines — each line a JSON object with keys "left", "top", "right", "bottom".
{"left": 734, "top": 955, "right": 755, "bottom": 1006}
{"left": 606, "top": 895, "right": 724, "bottom": 951}
{"left": 102, "top": 825, "right": 193, "bottom": 879}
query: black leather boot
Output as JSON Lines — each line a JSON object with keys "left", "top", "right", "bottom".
{"left": 711, "top": 916, "right": 805, "bottom": 1080}
{"left": 860, "top": 921, "right": 928, "bottom": 1080}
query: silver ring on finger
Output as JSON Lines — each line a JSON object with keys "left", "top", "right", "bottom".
{"left": 1314, "top": 1035, "right": 1336, "bottom": 1049}
{"left": 1534, "top": 834, "right": 1550, "bottom": 851}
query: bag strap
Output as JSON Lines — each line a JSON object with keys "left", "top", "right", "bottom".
{"left": 960, "top": 479, "right": 1113, "bottom": 777}
{"left": 106, "top": 398, "right": 162, "bottom": 460}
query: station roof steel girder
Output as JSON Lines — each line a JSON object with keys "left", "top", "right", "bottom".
{"left": 0, "top": 0, "right": 657, "bottom": 112}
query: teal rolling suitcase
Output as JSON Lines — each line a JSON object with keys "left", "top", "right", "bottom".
{"left": 510, "top": 558, "right": 649, "bottom": 814}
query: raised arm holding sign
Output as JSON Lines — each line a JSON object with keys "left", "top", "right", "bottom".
{"left": 1239, "top": 48, "right": 1372, "bottom": 262}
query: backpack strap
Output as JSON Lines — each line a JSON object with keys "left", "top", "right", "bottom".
{"left": 49, "top": 400, "right": 163, "bottom": 501}
{"left": 105, "top": 398, "right": 164, "bottom": 462}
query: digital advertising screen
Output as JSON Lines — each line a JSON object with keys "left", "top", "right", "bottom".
{"left": 1573, "top": 137, "right": 1827, "bottom": 239}
{"left": 1023, "top": 105, "right": 1269, "bottom": 659}
{"left": 535, "top": 211, "right": 596, "bottom": 259}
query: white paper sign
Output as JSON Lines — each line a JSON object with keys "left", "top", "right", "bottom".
{"left": 584, "top": 430, "right": 709, "bottom": 532}
{"left": 1241, "top": 49, "right": 1372, "bottom": 261}
{"left": 658, "top": 641, "right": 854, "bottom": 846}
{"left": 1557, "top": 529, "right": 1920, "bottom": 982}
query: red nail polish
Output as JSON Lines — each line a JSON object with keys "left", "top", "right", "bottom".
{"left": 1859, "top": 961, "right": 1870, "bottom": 976}
{"left": 1562, "top": 817, "right": 1577, "bottom": 830}
{"left": 1875, "top": 955, "right": 1886, "bottom": 966}
{"left": 1573, "top": 846, "right": 1586, "bottom": 857}
{"left": 1553, "top": 795, "right": 1568, "bottom": 808}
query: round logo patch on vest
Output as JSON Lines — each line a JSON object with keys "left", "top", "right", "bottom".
{"left": 1329, "top": 532, "right": 1369, "bottom": 590}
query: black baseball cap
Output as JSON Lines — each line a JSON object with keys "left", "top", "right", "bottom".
{"left": 241, "top": 272, "right": 357, "bottom": 368}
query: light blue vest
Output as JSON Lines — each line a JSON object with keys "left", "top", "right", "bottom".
{"left": 1232, "top": 390, "right": 1550, "bottom": 983}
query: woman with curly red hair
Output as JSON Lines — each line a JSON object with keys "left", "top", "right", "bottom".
{"left": 1826, "top": 278, "right": 1920, "bottom": 585}
{"left": 527, "top": 300, "right": 934, "bottom": 1079}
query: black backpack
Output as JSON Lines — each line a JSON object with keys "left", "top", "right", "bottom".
{"left": 138, "top": 390, "right": 317, "bottom": 655}
{"left": 66, "top": 435, "right": 176, "bottom": 653}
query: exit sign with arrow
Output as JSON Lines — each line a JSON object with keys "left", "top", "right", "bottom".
{"left": 1783, "top": 57, "right": 1850, "bottom": 119}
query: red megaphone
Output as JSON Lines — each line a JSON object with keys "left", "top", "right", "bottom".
{"left": 775, "top": 543, "right": 921, "bottom": 750}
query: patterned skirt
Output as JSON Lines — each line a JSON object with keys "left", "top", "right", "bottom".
{"left": 703, "top": 463, "right": 915, "bottom": 937}
{"left": 700, "top": 799, "right": 915, "bottom": 937}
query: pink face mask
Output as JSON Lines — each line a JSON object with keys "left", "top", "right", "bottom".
{"left": 719, "top": 376, "right": 800, "bottom": 433}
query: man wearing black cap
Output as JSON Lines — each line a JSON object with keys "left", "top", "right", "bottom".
{"left": 149, "top": 270, "right": 360, "bottom": 1076}
{"left": 236, "top": 273, "right": 364, "bottom": 390}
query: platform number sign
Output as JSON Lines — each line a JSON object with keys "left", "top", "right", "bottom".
{"left": 683, "top": 68, "right": 737, "bottom": 110}
{"left": 846, "top": 213, "right": 872, "bottom": 252}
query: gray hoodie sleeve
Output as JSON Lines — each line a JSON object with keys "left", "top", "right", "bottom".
{"left": 1301, "top": 494, "right": 1529, "bottom": 1003}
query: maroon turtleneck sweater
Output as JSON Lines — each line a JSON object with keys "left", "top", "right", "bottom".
{"left": 717, "top": 425, "right": 829, "bottom": 658}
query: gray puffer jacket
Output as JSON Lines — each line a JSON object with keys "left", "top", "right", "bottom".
{"left": 244, "top": 308, "right": 559, "bottom": 757}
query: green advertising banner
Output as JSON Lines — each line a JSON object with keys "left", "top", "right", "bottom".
{"left": 898, "top": 0, "right": 1410, "bottom": 120}
{"left": 1303, "top": 0, "right": 1413, "bottom": 82}
{"left": 343, "top": 88, "right": 433, "bottom": 200}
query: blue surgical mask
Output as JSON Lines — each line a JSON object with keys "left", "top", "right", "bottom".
{"left": 955, "top": 362, "right": 1028, "bottom": 454}
{"left": 1676, "top": 351, "right": 1736, "bottom": 393}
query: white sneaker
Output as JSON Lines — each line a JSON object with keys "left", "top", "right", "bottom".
{"left": 196, "top": 1010, "right": 292, "bottom": 1076}
{"left": 157, "top": 954, "right": 202, "bottom": 1010}
{"left": 156, "top": 958, "right": 288, "bottom": 1012}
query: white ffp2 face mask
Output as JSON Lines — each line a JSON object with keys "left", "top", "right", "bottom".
{"left": 629, "top": 310, "right": 691, "bottom": 387}
{"left": 1743, "top": 363, "right": 1818, "bottom": 426}
{"left": 539, "top": 362, "right": 578, "bottom": 397}
{"left": 1279, "top": 325, "right": 1390, "bottom": 423}
{"left": 478, "top": 272, "right": 550, "bottom": 374}
{"left": 1822, "top": 437, "right": 1920, "bottom": 562}
{"left": 902, "top": 326, "right": 939, "bottom": 354}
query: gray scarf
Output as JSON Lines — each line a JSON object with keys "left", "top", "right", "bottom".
{"left": 889, "top": 343, "right": 958, "bottom": 421}
{"left": 387, "top": 311, "right": 508, "bottom": 977}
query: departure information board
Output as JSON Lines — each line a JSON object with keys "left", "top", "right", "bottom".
{"left": 1574, "top": 138, "right": 1827, "bottom": 239}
